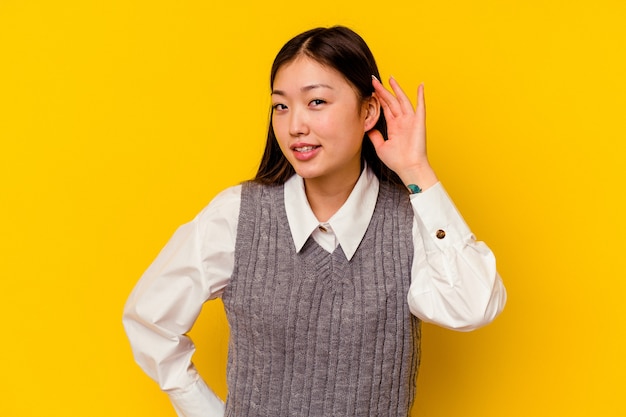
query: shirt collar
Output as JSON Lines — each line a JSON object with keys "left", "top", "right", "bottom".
{"left": 284, "top": 165, "right": 379, "bottom": 260}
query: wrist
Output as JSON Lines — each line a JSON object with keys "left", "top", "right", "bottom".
{"left": 397, "top": 164, "right": 439, "bottom": 192}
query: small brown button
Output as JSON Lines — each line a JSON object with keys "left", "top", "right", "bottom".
{"left": 435, "top": 229, "right": 446, "bottom": 239}
{"left": 318, "top": 225, "right": 328, "bottom": 233}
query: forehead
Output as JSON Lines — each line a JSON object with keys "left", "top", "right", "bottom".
{"left": 272, "top": 57, "right": 353, "bottom": 93}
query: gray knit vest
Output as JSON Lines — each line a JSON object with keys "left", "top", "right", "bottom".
{"left": 222, "top": 180, "right": 421, "bottom": 417}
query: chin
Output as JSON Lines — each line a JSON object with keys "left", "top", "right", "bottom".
{"left": 293, "top": 169, "right": 320, "bottom": 180}
{"left": 290, "top": 163, "right": 321, "bottom": 180}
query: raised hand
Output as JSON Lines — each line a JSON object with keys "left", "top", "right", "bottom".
{"left": 367, "top": 76, "right": 438, "bottom": 191}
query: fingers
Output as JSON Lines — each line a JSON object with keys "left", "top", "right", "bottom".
{"left": 372, "top": 75, "right": 401, "bottom": 118}
{"left": 416, "top": 83, "right": 426, "bottom": 122}
{"left": 366, "top": 129, "right": 385, "bottom": 151}
{"left": 388, "top": 76, "right": 414, "bottom": 115}
{"left": 372, "top": 75, "right": 422, "bottom": 119}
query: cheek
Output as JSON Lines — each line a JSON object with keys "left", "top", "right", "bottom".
{"left": 309, "top": 112, "right": 336, "bottom": 135}
{"left": 271, "top": 120, "right": 291, "bottom": 156}
{"left": 271, "top": 117, "right": 287, "bottom": 140}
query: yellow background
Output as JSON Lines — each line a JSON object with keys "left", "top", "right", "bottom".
{"left": 1, "top": 0, "right": 624, "bottom": 416}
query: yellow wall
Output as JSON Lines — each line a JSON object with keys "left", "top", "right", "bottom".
{"left": 1, "top": 1, "right": 624, "bottom": 416}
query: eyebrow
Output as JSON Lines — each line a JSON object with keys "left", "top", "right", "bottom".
{"left": 271, "top": 83, "right": 334, "bottom": 96}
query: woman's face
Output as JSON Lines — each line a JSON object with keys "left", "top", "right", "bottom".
{"left": 271, "top": 56, "right": 378, "bottom": 187}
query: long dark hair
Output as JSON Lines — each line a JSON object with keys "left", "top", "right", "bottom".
{"left": 254, "top": 26, "right": 402, "bottom": 186}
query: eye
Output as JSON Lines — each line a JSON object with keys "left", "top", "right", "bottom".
{"left": 309, "top": 99, "right": 326, "bottom": 107}
{"left": 272, "top": 103, "right": 288, "bottom": 111}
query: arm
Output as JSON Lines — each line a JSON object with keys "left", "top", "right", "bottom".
{"left": 368, "top": 77, "right": 506, "bottom": 331}
{"left": 122, "top": 186, "right": 241, "bottom": 416}
{"left": 408, "top": 183, "right": 506, "bottom": 330}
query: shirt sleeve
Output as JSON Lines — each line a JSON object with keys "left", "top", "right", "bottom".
{"left": 122, "top": 185, "right": 241, "bottom": 416}
{"left": 408, "top": 182, "right": 507, "bottom": 331}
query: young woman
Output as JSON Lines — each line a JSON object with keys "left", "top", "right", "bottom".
{"left": 123, "top": 26, "right": 506, "bottom": 417}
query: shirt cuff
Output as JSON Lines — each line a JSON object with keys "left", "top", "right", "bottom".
{"left": 409, "top": 182, "right": 473, "bottom": 250}
{"left": 168, "top": 377, "right": 225, "bottom": 417}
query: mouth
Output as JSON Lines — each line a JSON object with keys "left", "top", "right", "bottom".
{"left": 290, "top": 144, "right": 321, "bottom": 161}
{"left": 292, "top": 145, "right": 320, "bottom": 152}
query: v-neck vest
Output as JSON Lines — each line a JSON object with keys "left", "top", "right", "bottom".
{"left": 222, "top": 180, "right": 421, "bottom": 417}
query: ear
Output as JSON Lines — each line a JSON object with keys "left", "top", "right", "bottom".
{"left": 363, "top": 94, "right": 381, "bottom": 132}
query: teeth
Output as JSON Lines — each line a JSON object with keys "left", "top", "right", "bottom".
{"left": 295, "top": 146, "right": 316, "bottom": 152}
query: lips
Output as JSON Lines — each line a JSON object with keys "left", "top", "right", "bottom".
{"left": 293, "top": 145, "right": 319, "bottom": 152}
{"left": 291, "top": 143, "right": 321, "bottom": 161}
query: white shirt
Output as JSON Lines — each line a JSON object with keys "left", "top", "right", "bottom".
{"left": 122, "top": 167, "right": 506, "bottom": 417}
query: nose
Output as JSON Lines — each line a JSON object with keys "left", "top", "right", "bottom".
{"left": 288, "top": 107, "right": 309, "bottom": 137}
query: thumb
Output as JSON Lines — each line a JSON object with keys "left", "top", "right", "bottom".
{"left": 367, "top": 129, "right": 385, "bottom": 152}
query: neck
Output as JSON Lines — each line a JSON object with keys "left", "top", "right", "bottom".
{"left": 304, "top": 169, "right": 361, "bottom": 222}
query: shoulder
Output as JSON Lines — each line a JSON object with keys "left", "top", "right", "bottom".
{"left": 378, "top": 180, "right": 411, "bottom": 205}
{"left": 192, "top": 181, "right": 284, "bottom": 233}
{"left": 240, "top": 180, "right": 284, "bottom": 204}
{"left": 206, "top": 184, "right": 242, "bottom": 210}
{"left": 194, "top": 184, "right": 242, "bottom": 229}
